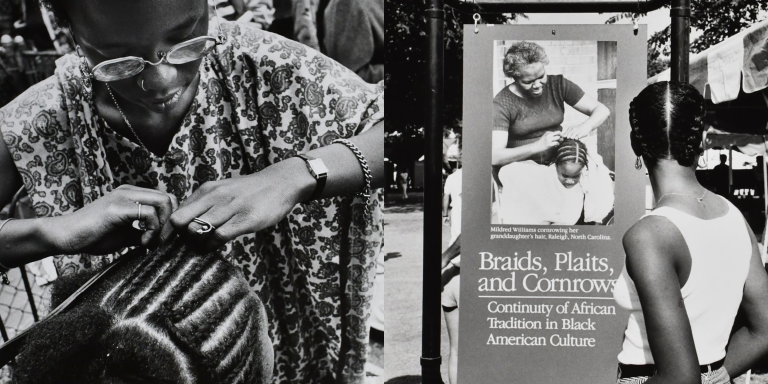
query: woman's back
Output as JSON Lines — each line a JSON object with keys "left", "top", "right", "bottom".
{"left": 614, "top": 196, "right": 752, "bottom": 364}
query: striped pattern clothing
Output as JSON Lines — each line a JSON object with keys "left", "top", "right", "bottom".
{"left": 617, "top": 366, "right": 730, "bottom": 384}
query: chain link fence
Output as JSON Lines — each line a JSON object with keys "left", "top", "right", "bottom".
{"left": 0, "top": 190, "right": 56, "bottom": 383}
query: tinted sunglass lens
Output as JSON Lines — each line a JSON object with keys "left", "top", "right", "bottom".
{"left": 167, "top": 39, "right": 216, "bottom": 64}
{"left": 93, "top": 60, "right": 144, "bottom": 82}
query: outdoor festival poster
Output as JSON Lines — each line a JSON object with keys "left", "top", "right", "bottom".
{"left": 459, "top": 24, "right": 648, "bottom": 382}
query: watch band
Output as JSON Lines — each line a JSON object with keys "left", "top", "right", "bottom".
{"left": 297, "top": 154, "right": 328, "bottom": 201}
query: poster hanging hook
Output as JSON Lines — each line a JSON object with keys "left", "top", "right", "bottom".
{"left": 633, "top": 0, "right": 640, "bottom": 36}
{"left": 632, "top": 15, "right": 639, "bottom": 35}
{"left": 474, "top": 13, "right": 481, "bottom": 34}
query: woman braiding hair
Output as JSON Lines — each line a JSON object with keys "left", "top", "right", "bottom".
{"left": 613, "top": 81, "right": 768, "bottom": 384}
{"left": 12, "top": 239, "right": 273, "bottom": 384}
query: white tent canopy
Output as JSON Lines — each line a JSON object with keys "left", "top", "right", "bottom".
{"left": 650, "top": 18, "right": 768, "bottom": 105}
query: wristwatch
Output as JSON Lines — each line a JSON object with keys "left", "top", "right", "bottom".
{"left": 296, "top": 154, "right": 328, "bottom": 201}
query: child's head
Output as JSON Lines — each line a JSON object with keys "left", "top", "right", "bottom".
{"left": 12, "top": 240, "right": 273, "bottom": 384}
{"left": 554, "top": 139, "right": 588, "bottom": 189}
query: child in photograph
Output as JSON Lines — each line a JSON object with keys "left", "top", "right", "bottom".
{"left": 498, "top": 139, "right": 614, "bottom": 225}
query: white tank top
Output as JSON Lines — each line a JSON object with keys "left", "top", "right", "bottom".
{"left": 613, "top": 197, "right": 752, "bottom": 365}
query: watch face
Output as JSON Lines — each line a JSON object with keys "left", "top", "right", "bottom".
{"left": 307, "top": 159, "right": 329, "bottom": 178}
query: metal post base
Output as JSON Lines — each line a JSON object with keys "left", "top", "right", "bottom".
{"left": 421, "top": 356, "right": 445, "bottom": 384}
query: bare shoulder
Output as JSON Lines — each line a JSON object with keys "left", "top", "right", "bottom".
{"left": 623, "top": 215, "right": 683, "bottom": 268}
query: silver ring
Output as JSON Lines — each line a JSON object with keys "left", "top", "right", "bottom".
{"left": 132, "top": 202, "right": 146, "bottom": 231}
{"left": 192, "top": 217, "right": 215, "bottom": 234}
{"left": 140, "top": 79, "right": 146, "bottom": 92}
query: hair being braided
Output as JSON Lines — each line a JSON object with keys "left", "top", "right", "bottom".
{"left": 554, "top": 139, "right": 588, "bottom": 168}
{"left": 629, "top": 81, "right": 705, "bottom": 167}
{"left": 13, "top": 239, "right": 274, "bottom": 384}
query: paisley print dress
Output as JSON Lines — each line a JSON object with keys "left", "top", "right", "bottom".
{"left": 0, "top": 21, "right": 383, "bottom": 384}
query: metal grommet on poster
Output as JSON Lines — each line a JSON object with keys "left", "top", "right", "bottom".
{"left": 474, "top": 13, "right": 481, "bottom": 34}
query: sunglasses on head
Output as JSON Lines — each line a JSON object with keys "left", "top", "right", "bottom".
{"left": 90, "top": 35, "right": 219, "bottom": 82}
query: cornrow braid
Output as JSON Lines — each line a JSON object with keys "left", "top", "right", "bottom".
{"left": 629, "top": 81, "right": 706, "bottom": 167}
{"left": 13, "top": 239, "right": 274, "bottom": 384}
{"left": 554, "top": 139, "right": 588, "bottom": 167}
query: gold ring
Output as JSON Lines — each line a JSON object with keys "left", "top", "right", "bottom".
{"left": 192, "top": 217, "right": 215, "bottom": 234}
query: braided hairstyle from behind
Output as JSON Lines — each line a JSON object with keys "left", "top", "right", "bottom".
{"left": 554, "top": 138, "right": 588, "bottom": 168}
{"left": 629, "top": 81, "right": 706, "bottom": 167}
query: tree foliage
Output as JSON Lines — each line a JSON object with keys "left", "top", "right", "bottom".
{"left": 385, "top": 0, "right": 514, "bottom": 135}
{"left": 607, "top": 0, "right": 768, "bottom": 76}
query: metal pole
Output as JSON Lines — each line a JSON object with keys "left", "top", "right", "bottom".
{"left": 423, "top": 0, "right": 445, "bottom": 382}
{"left": 729, "top": 146, "right": 734, "bottom": 195}
{"left": 670, "top": 0, "right": 690, "bottom": 83}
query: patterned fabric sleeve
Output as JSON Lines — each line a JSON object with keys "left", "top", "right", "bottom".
{"left": 0, "top": 76, "right": 71, "bottom": 206}
{"left": 0, "top": 55, "right": 120, "bottom": 276}
{"left": 212, "top": 21, "right": 383, "bottom": 383}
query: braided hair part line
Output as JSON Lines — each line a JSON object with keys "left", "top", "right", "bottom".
{"left": 553, "top": 138, "right": 589, "bottom": 170}
{"left": 628, "top": 81, "right": 706, "bottom": 168}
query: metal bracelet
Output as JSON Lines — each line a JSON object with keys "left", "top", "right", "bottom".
{"left": 332, "top": 138, "right": 372, "bottom": 216}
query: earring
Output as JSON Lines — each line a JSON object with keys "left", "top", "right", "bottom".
{"left": 635, "top": 156, "right": 643, "bottom": 170}
{"left": 698, "top": 154, "right": 708, "bottom": 169}
{"left": 78, "top": 56, "right": 93, "bottom": 81}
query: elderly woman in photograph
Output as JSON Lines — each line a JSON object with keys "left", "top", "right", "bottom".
{"left": 492, "top": 41, "right": 610, "bottom": 167}
{"left": 0, "top": 0, "right": 383, "bottom": 382}
{"left": 613, "top": 82, "right": 768, "bottom": 383}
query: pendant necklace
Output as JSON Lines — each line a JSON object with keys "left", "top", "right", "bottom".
{"left": 657, "top": 189, "right": 708, "bottom": 203}
{"left": 105, "top": 84, "right": 148, "bottom": 150}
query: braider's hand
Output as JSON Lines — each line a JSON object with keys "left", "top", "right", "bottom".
{"left": 535, "top": 131, "right": 562, "bottom": 153}
{"left": 561, "top": 124, "right": 592, "bottom": 140}
{"left": 53, "top": 185, "right": 178, "bottom": 255}
{"left": 160, "top": 158, "right": 314, "bottom": 251}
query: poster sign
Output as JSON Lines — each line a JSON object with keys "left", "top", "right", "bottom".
{"left": 459, "top": 24, "right": 647, "bottom": 382}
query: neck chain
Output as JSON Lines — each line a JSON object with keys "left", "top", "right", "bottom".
{"left": 105, "top": 84, "right": 148, "bottom": 150}
{"left": 657, "top": 189, "right": 708, "bottom": 203}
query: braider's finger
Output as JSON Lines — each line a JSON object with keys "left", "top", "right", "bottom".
{"left": 134, "top": 204, "right": 161, "bottom": 246}
{"left": 198, "top": 217, "right": 241, "bottom": 252}
{"left": 115, "top": 188, "right": 177, "bottom": 229}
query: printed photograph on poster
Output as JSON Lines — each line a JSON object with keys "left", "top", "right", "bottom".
{"left": 491, "top": 40, "right": 617, "bottom": 226}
